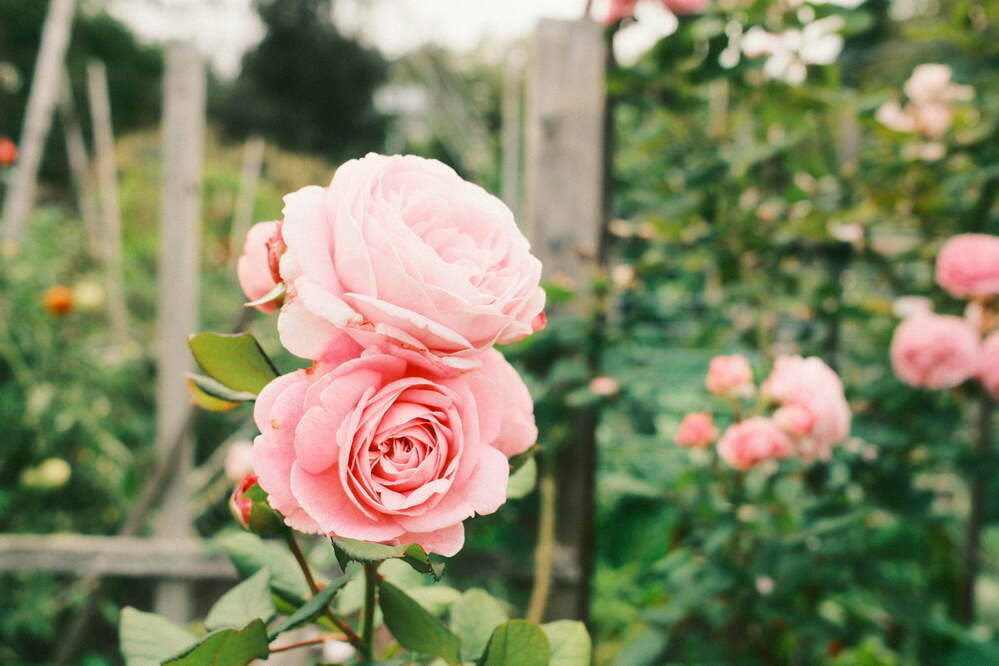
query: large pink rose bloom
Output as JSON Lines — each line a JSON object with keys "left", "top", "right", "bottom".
{"left": 277, "top": 154, "right": 545, "bottom": 371}
{"left": 761, "top": 355, "right": 851, "bottom": 459}
{"left": 935, "top": 234, "right": 999, "bottom": 299}
{"left": 237, "top": 221, "right": 281, "bottom": 313}
{"left": 980, "top": 331, "right": 999, "bottom": 399}
{"left": 890, "top": 314, "right": 981, "bottom": 390}
{"left": 717, "top": 418, "right": 794, "bottom": 471}
{"left": 251, "top": 335, "right": 537, "bottom": 556}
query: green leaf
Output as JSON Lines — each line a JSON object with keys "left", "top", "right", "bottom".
{"left": 331, "top": 536, "right": 444, "bottom": 580}
{"left": 214, "top": 531, "right": 311, "bottom": 599}
{"left": 267, "top": 575, "right": 349, "bottom": 641}
{"left": 185, "top": 375, "right": 243, "bottom": 412}
{"left": 481, "top": 620, "right": 550, "bottom": 666}
{"left": 449, "top": 588, "right": 508, "bottom": 662}
{"left": 378, "top": 579, "right": 460, "bottom": 665}
{"left": 163, "top": 618, "right": 269, "bottom": 666}
{"left": 506, "top": 455, "right": 537, "bottom": 499}
{"left": 205, "top": 568, "right": 275, "bottom": 632}
{"left": 542, "top": 620, "right": 592, "bottom": 666}
{"left": 119, "top": 607, "right": 196, "bottom": 666}
{"left": 188, "top": 332, "right": 279, "bottom": 394}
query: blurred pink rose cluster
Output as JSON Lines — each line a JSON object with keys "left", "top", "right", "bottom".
{"left": 675, "top": 353, "right": 851, "bottom": 470}
{"left": 891, "top": 234, "right": 999, "bottom": 398}
{"left": 234, "top": 154, "right": 546, "bottom": 555}
{"left": 604, "top": 0, "right": 708, "bottom": 23}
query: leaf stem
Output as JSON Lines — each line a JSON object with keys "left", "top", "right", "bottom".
{"left": 362, "top": 561, "right": 380, "bottom": 659}
{"left": 284, "top": 532, "right": 364, "bottom": 650}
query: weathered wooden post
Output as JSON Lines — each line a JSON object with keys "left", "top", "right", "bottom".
{"left": 59, "top": 72, "right": 101, "bottom": 255}
{"left": 501, "top": 52, "right": 524, "bottom": 218}
{"left": 86, "top": 60, "right": 130, "bottom": 345}
{"left": 523, "top": 18, "right": 607, "bottom": 623}
{"left": 0, "top": 0, "right": 76, "bottom": 243}
{"left": 154, "top": 42, "right": 205, "bottom": 622}
{"left": 228, "top": 135, "right": 266, "bottom": 263}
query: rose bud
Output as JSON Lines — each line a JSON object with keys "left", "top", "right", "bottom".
{"left": 43, "top": 285, "right": 74, "bottom": 316}
{"left": 675, "top": 412, "right": 718, "bottom": 448}
{"left": 705, "top": 354, "right": 754, "bottom": 397}
{"left": 0, "top": 136, "right": 17, "bottom": 167}
{"left": 237, "top": 221, "right": 284, "bottom": 313}
{"left": 229, "top": 474, "right": 287, "bottom": 536}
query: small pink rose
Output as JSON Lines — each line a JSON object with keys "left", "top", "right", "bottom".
{"left": 717, "top": 418, "right": 794, "bottom": 471}
{"left": 664, "top": 0, "right": 708, "bottom": 14}
{"left": 762, "top": 355, "right": 851, "bottom": 458}
{"left": 251, "top": 334, "right": 536, "bottom": 556}
{"left": 229, "top": 474, "right": 258, "bottom": 528}
{"left": 237, "top": 221, "right": 282, "bottom": 313}
{"left": 935, "top": 234, "right": 999, "bottom": 299}
{"left": 980, "top": 331, "right": 999, "bottom": 399}
{"left": 675, "top": 412, "right": 717, "bottom": 448}
{"left": 276, "top": 154, "right": 545, "bottom": 372}
{"left": 706, "top": 354, "right": 754, "bottom": 397}
{"left": 891, "top": 313, "right": 981, "bottom": 390}
{"left": 589, "top": 376, "right": 620, "bottom": 396}
{"left": 604, "top": 0, "right": 639, "bottom": 23}
{"left": 223, "top": 440, "right": 255, "bottom": 482}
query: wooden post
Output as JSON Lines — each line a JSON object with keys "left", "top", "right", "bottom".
{"left": 154, "top": 42, "right": 205, "bottom": 622}
{"left": 86, "top": 60, "right": 129, "bottom": 344}
{"left": 501, "top": 53, "right": 524, "bottom": 218}
{"left": 59, "top": 72, "right": 101, "bottom": 256}
{"left": 228, "top": 135, "right": 266, "bottom": 263}
{"left": 0, "top": 0, "right": 76, "bottom": 244}
{"left": 524, "top": 18, "right": 607, "bottom": 623}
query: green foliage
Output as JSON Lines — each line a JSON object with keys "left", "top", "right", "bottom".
{"left": 213, "top": 0, "right": 386, "bottom": 162}
{"left": 188, "top": 332, "right": 279, "bottom": 395}
{"left": 161, "top": 619, "right": 269, "bottom": 666}
{"left": 332, "top": 536, "right": 444, "bottom": 580}
{"left": 118, "top": 608, "right": 196, "bottom": 666}
{"left": 481, "top": 620, "right": 550, "bottom": 666}
{"left": 506, "top": 454, "right": 538, "bottom": 500}
{"left": 265, "top": 575, "right": 347, "bottom": 640}
{"left": 449, "top": 588, "right": 509, "bottom": 662}
{"left": 204, "top": 568, "right": 275, "bottom": 632}
{"left": 542, "top": 620, "right": 592, "bottom": 666}
{"left": 378, "top": 579, "right": 461, "bottom": 665}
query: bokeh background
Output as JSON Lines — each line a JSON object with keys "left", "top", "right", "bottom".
{"left": 2, "top": 0, "right": 999, "bottom": 664}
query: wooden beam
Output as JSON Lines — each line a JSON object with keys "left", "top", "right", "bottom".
{"left": 228, "top": 135, "right": 266, "bottom": 264}
{"left": 0, "top": 535, "right": 235, "bottom": 579}
{"left": 524, "top": 18, "right": 607, "bottom": 624}
{"left": 86, "top": 60, "right": 130, "bottom": 345}
{"left": 155, "top": 41, "right": 205, "bottom": 622}
{"left": 58, "top": 71, "right": 101, "bottom": 257}
{"left": 0, "top": 0, "right": 76, "bottom": 244}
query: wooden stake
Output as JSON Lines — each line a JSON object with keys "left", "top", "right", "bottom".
{"left": 228, "top": 135, "right": 265, "bottom": 264}
{"left": 58, "top": 71, "right": 101, "bottom": 256}
{"left": 523, "top": 18, "right": 607, "bottom": 622}
{"left": 0, "top": 0, "right": 76, "bottom": 244}
{"left": 86, "top": 61, "right": 129, "bottom": 344}
{"left": 154, "top": 42, "right": 205, "bottom": 622}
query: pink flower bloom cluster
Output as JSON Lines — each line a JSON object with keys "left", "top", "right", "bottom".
{"left": 676, "top": 353, "right": 850, "bottom": 469}
{"left": 235, "top": 154, "right": 545, "bottom": 556}
{"left": 604, "top": 0, "right": 708, "bottom": 24}
{"left": 876, "top": 64, "right": 973, "bottom": 158}
{"left": 890, "top": 234, "right": 999, "bottom": 398}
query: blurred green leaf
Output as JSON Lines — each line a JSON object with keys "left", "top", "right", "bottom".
{"left": 188, "top": 332, "right": 278, "bottom": 394}
{"left": 205, "top": 568, "right": 275, "bottom": 632}
{"left": 449, "top": 588, "right": 508, "bottom": 662}
{"left": 119, "top": 607, "right": 196, "bottom": 666}
{"left": 507, "top": 455, "right": 537, "bottom": 500}
{"left": 481, "top": 620, "right": 550, "bottom": 666}
{"left": 542, "top": 620, "right": 592, "bottom": 666}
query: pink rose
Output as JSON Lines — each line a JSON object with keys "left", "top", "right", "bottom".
{"left": 935, "top": 234, "right": 999, "bottom": 299}
{"left": 237, "top": 221, "right": 282, "bottom": 313}
{"left": 251, "top": 334, "right": 537, "bottom": 556}
{"left": 717, "top": 418, "right": 794, "bottom": 470}
{"left": 276, "top": 154, "right": 545, "bottom": 371}
{"left": 589, "top": 376, "right": 621, "bottom": 396}
{"left": 762, "top": 355, "right": 851, "bottom": 458}
{"left": 675, "top": 412, "right": 717, "bottom": 448}
{"left": 891, "top": 314, "right": 981, "bottom": 389}
{"left": 706, "top": 354, "right": 754, "bottom": 396}
{"left": 980, "top": 331, "right": 999, "bottom": 399}
{"left": 664, "top": 0, "right": 708, "bottom": 14}
{"left": 604, "top": 0, "right": 639, "bottom": 22}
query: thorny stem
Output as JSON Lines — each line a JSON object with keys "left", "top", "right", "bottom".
{"left": 269, "top": 633, "right": 346, "bottom": 654}
{"left": 285, "top": 532, "right": 364, "bottom": 650}
{"left": 362, "top": 562, "right": 380, "bottom": 659}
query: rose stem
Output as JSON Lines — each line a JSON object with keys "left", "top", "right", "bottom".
{"left": 269, "top": 633, "right": 346, "bottom": 654}
{"left": 526, "top": 462, "right": 556, "bottom": 624}
{"left": 960, "top": 393, "right": 993, "bottom": 624}
{"left": 284, "top": 532, "right": 364, "bottom": 649}
{"left": 361, "top": 562, "right": 380, "bottom": 659}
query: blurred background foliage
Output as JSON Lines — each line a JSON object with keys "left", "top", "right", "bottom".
{"left": 2, "top": 0, "right": 999, "bottom": 664}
